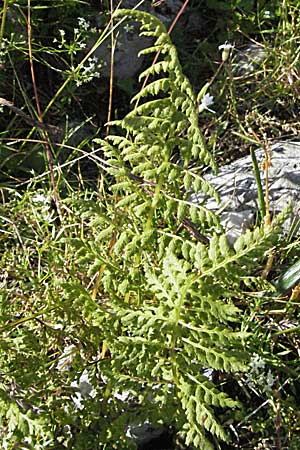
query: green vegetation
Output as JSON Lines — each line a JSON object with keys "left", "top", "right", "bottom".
{"left": 1, "top": 1, "right": 300, "bottom": 449}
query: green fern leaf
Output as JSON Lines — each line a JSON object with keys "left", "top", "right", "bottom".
{"left": 131, "top": 78, "right": 171, "bottom": 103}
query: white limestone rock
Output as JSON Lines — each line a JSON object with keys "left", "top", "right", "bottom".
{"left": 233, "top": 43, "right": 266, "bottom": 75}
{"left": 92, "top": 0, "right": 182, "bottom": 81}
{"left": 191, "top": 141, "right": 300, "bottom": 243}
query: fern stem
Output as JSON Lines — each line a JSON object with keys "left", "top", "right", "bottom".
{"left": 145, "top": 174, "right": 164, "bottom": 230}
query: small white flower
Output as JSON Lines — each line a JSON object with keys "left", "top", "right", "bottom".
{"left": 199, "top": 93, "right": 215, "bottom": 113}
{"left": 63, "top": 425, "right": 72, "bottom": 438}
{"left": 218, "top": 41, "right": 234, "bottom": 51}
{"left": 90, "top": 55, "right": 98, "bottom": 64}
{"left": 72, "top": 54, "right": 102, "bottom": 87}
{"left": 124, "top": 23, "right": 134, "bottom": 33}
{"left": 218, "top": 41, "right": 234, "bottom": 62}
{"left": 32, "top": 193, "right": 49, "bottom": 204}
{"left": 72, "top": 392, "right": 84, "bottom": 410}
{"left": 264, "top": 370, "right": 275, "bottom": 392}
{"left": 59, "top": 29, "right": 65, "bottom": 37}
{"left": 249, "top": 353, "right": 265, "bottom": 373}
{"left": 114, "top": 390, "right": 130, "bottom": 402}
{"left": 78, "top": 17, "right": 90, "bottom": 31}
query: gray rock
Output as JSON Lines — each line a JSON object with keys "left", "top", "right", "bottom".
{"left": 91, "top": 1, "right": 182, "bottom": 81}
{"left": 233, "top": 43, "right": 266, "bottom": 75}
{"left": 190, "top": 141, "right": 300, "bottom": 243}
{"left": 126, "top": 421, "right": 173, "bottom": 449}
{"left": 92, "top": 21, "right": 151, "bottom": 80}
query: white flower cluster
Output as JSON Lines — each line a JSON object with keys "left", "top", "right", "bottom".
{"left": 53, "top": 16, "right": 102, "bottom": 87}
{"left": 246, "top": 353, "right": 275, "bottom": 394}
{"left": 53, "top": 17, "right": 95, "bottom": 55}
{"left": 78, "top": 17, "right": 91, "bottom": 31}
{"left": 0, "top": 34, "right": 26, "bottom": 65}
{"left": 31, "top": 193, "right": 55, "bottom": 223}
{"left": 74, "top": 55, "right": 102, "bottom": 87}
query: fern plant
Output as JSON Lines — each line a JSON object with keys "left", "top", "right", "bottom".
{"left": 66, "top": 9, "right": 289, "bottom": 449}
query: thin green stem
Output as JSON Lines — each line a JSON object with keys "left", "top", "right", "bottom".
{"left": 0, "top": 0, "right": 9, "bottom": 44}
{"left": 250, "top": 147, "right": 266, "bottom": 220}
{"left": 273, "top": 325, "right": 300, "bottom": 336}
{"left": 145, "top": 174, "right": 164, "bottom": 230}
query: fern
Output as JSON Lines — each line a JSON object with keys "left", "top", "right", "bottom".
{"left": 69, "top": 9, "right": 290, "bottom": 448}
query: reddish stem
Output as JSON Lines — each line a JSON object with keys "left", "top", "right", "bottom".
{"left": 27, "top": 0, "right": 61, "bottom": 218}
{"left": 141, "top": 0, "right": 190, "bottom": 91}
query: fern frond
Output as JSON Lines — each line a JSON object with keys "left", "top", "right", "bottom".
{"left": 128, "top": 98, "right": 176, "bottom": 118}
{"left": 74, "top": 9, "right": 294, "bottom": 449}
{"left": 131, "top": 78, "right": 171, "bottom": 102}
{"left": 138, "top": 61, "right": 170, "bottom": 80}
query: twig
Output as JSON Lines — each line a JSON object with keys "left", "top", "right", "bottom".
{"left": 236, "top": 379, "right": 289, "bottom": 428}
{"left": 181, "top": 218, "right": 210, "bottom": 245}
{"left": 0, "top": 98, "right": 60, "bottom": 135}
